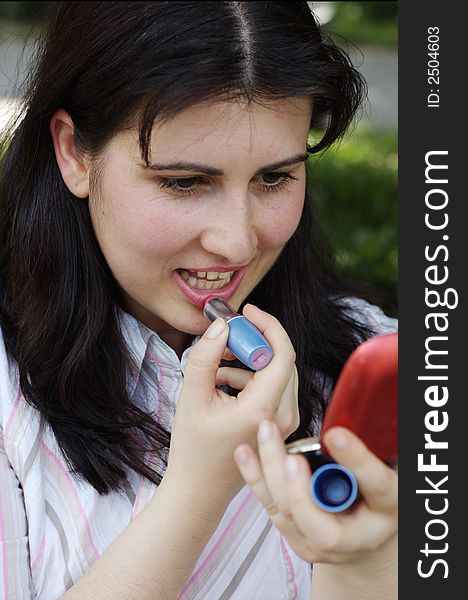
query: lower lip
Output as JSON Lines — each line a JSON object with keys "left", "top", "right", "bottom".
{"left": 173, "top": 269, "right": 245, "bottom": 308}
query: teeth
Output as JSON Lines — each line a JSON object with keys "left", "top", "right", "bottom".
{"left": 178, "top": 269, "right": 235, "bottom": 290}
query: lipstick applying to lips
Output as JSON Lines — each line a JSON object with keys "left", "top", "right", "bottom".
{"left": 203, "top": 298, "right": 273, "bottom": 371}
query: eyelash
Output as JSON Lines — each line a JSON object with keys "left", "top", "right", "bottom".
{"left": 158, "top": 172, "right": 299, "bottom": 198}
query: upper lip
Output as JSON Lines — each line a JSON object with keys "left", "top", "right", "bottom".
{"left": 177, "top": 265, "right": 246, "bottom": 272}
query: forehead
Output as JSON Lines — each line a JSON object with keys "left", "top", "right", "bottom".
{"left": 153, "top": 97, "right": 312, "bottom": 156}
{"left": 114, "top": 97, "right": 313, "bottom": 166}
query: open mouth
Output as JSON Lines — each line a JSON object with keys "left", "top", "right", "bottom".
{"left": 176, "top": 269, "right": 235, "bottom": 290}
{"left": 173, "top": 266, "right": 246, "bottom": 308}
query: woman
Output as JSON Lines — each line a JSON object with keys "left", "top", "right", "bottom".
{"left": 0, "top": 2, "right": 397, "bottom": 598}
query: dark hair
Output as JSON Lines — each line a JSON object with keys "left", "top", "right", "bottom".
{"left": 0, "top": 1, "right": 376, "bottom": 494}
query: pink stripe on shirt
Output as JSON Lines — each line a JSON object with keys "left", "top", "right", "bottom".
{"left": 41, "top": 442, "right": 100, "bottom": 561}
{"left": 31, "top": 533, "right": 45, "bottom": 574}
{"left": 180, "top": 490, "right": 254, "bottom": 597}
{"left": 280, "top": 535, "right": 298, "bottom": 600}
{"left": 0, "top": 495, "right": 10, "bottom": 600}
{"left": 1, "top": 385, "right": 22, "bottom": 599}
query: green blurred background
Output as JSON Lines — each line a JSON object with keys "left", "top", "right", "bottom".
{"left": 309, "top": 2, "right": 397, "bottom": 316}
{"left": 0, "top": 2, "right": 398, "bottom": 315}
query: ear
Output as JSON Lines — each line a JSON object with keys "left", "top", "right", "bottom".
{"left": 50, "top": 109, "right": 89, "bottom": 198}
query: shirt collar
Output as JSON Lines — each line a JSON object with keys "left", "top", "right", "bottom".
{"left": 116, "top": 305, "right": 200, "bottom": 397}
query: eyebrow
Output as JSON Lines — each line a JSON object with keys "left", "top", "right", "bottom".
{"left": 139, "top": 152, "right": 311, "bottom": 176}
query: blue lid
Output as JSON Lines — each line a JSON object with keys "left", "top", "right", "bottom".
{"left": 310, "top": 463, "right": 358, "bottom": 513}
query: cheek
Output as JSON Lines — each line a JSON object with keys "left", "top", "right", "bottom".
{"left": 134, "top": 217, "right": 200, "bottom": 269}
{"left": 259, "top": 195, "right": 304, "bottom": 248}
{"left": 96, "top": 192, "right": 192, "bottom": 260}
{"left": 134, "top": 210, "right": 188, "bottom": 256}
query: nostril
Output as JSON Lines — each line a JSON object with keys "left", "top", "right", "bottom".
{"left": 199, "top": 221, "right": 258, "bottom": 265}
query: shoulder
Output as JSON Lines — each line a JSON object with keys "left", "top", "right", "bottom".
{"left": 333, "top": 295, "right": 398, "bottom": 337}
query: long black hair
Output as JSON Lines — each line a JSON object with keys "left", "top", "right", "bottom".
{"left": 0, "top": 1, "right": 377, "bottom": 494}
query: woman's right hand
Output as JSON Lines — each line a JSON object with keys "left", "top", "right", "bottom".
{"left": 163, "top": 303, "right": 300, "bottom": 505}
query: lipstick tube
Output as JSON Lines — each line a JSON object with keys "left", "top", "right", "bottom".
{"left": 286, "top": 437, "right": 358, "bottom": 513}
{"left": 203, "top": 298, "right": 273, "bottom": 370}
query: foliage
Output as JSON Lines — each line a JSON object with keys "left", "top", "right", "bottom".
{"left": 307, "top": 124, "right": 398, "bottom": 314}
{"left": 324, "top": 1, "right": 397, "bottom": 49}
{"left": 0, "top": 1, "right": 54, "bottom": 23}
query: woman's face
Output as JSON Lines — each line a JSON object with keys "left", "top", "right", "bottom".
{"left": 88, "top": 97, "right": 312, "bottom": 350}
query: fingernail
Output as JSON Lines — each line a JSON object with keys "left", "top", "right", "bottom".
{"left": 259, "top": 420, "right": 273, "bottom": 442}
{"left": 285, "top": 456, "right": 300, "bottom": 479}
{"left": 327, "top": 430, "right": 350, "bottom": 451}
{"left": 206, "top": 318, "right": 226, "bottom": 338}
{"left": 235, "top": 446, "right": 250, "bottom": 464}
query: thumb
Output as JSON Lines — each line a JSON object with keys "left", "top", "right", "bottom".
{"left": 183, "top": 318, "right": 229, "bottom": 402}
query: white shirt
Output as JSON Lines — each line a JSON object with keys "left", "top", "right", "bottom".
{"left": 0, "top": 297, "right": 397, "bottom": 599}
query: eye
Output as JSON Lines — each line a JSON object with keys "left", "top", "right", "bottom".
{"left": 257, "top": 172, "right": 299, "bottom": 193}
{"left": 158, "top": 177, "right": 206, "bottom": 197}
{"left": 157, "top": 172, "right": 299, "bottom": 198}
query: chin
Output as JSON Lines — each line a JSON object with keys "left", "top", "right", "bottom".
{"left": 179, "top": 313, "right": 210, "bottom": 336}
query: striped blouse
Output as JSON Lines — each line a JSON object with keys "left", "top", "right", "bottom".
{"left": 0, "top": 297, "right": 397, "bottom": 599}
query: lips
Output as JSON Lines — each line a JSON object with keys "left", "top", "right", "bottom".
{"left": 173, "top": 267, "right": 245, "bottom": 308}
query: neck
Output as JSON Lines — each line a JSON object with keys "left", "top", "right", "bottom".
{"left": 160, "top": 330, "right": 196, "bottom": 359}
{"left": 117, "top": 295, "right": 195, "bottom": 359}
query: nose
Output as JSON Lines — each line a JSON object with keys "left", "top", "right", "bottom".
{"left": 199, "top": 192, "right": 259, "bottom": 265}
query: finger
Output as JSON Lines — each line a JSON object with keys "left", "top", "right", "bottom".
{"left": 233, "top": 444, "right": 279, "bottom": 518}
{"left": 333, "top": 505, "right": 398, "bottom": 554}
{"left": 286, "top": 454, "right": 396, "bottom": 556}
{"left": 222, "top": 348, "right": 237, "bottom": 361}
{"left": 238, "top": 304, "right": 296, "bottom": 407}
{"left": 242, "top": 304, "right": 296, "bottom": 364}
{"left": 257, "top": 421, "right": 291, "bottom": 514}
{"left": 215, "top": 367, "right": 254, "bottom": 390}
{"left": 323, "top": 427, "right": 398, "bottom": 514}
{"left": 235, "top": 441, "right": 320, "bottom": 561}
{"left": 283, "top": 454, "right": 343, "bottom": 551}
{"left": 183, "top": 318, "right": 229, "bottom": 404}
{"left": 274, "top": 365, "right": 300, "bottom": 439}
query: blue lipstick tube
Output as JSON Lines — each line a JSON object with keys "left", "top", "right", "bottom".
{"left": 286, "top": 437, "right": 358, "bottom": 513}
{"left": 203, "top": 298, "right": 273, "bottom": 370}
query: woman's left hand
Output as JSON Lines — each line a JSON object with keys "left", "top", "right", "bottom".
{"left": 233, "top": 421, "right": 397, "bottom": 567}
